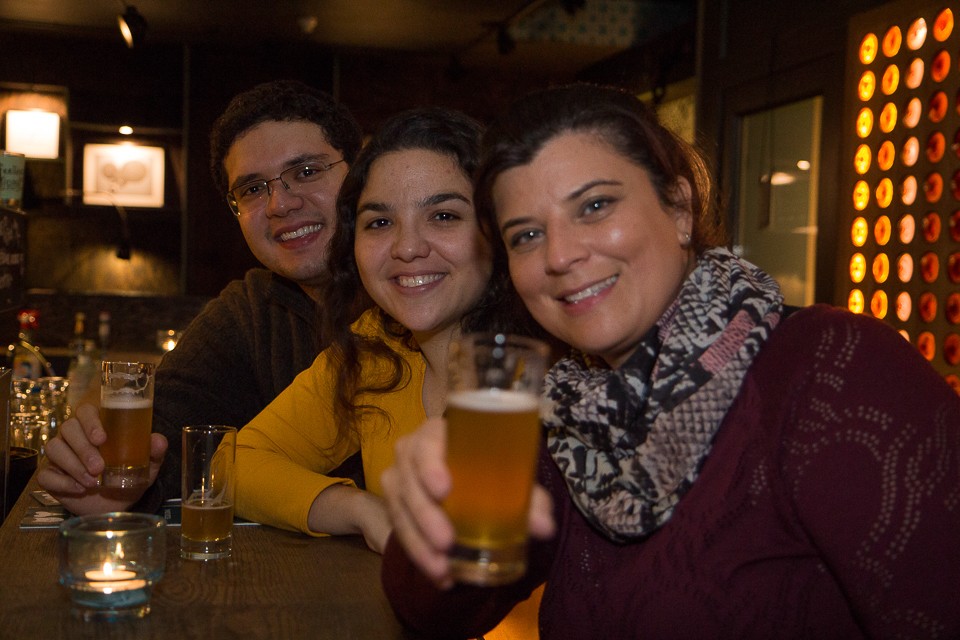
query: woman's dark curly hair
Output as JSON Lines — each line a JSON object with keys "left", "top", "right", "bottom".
{"left": 208, "top": 79, "right": 362, "bottom": 199}
{"left": 321, "top": 106, "right": 500, "bottom": 441}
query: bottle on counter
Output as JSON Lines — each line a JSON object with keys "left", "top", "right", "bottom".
{"left": 97, "top": 310, "right": 111, "bottom": 358}
{"left": 66, "top": 312, "right": 99, "bottom": 409}
{"left": 7, "top": 308, "right": 55, "bottom": 380}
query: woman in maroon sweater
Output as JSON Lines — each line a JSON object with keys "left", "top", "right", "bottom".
{"left": 380, "top": 83, "right": 960, "bottom": 639}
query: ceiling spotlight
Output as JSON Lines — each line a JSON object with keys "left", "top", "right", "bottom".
{"left": 117, "top": 5, "right": 147, "bottom": 49}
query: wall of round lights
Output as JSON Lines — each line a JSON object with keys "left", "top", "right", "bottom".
{"left": 846, "top": 2, "right": 960, "bottom": 394}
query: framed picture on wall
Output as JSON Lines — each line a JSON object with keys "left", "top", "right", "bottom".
{"left": 82, "top": 143, "right": 165, "bottom": 208}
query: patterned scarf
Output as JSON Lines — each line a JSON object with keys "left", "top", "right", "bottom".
{"left": 542, "top": 247, "right": 784, "bottom": 542}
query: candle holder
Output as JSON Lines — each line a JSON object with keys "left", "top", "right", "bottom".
{"left": 59, "top": 512, "right": 166, "bottom": 621}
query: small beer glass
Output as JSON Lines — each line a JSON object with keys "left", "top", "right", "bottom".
{"left": 444, "top": 332, "right": 549, "bottom": 585}
{"left": 99, "top": 361, "right": 155, "bottom": 489}
{"left": 181, "top": 425, "right": 237, "bottom": 560}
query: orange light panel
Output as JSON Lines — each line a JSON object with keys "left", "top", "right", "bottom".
{"left": 903, "top": 97, "right": 921, "bottom": 127}
{"left": 933, "top": 9, "right": 953, "bottom": 41}
{"left": 851, "top": 217, "right": 869, "bottom": 246}
{"left": 860, "top": 32, "right": 879, "bottom": 62}
{"left": 874, "top": 215, "right": 892, "bottom": 245}
{"left": 900, "top": 175, "right": 917, "bottom": 205}
{"left": 858, "top": 71, "right": 876, "bottom": 101}
{"left": 906, "top": 17, "right": 927, "bottom": 50}
{"left": 921, "top": 252, "right": 940, "bottom": 283}
{"left": 900, "top": 137, "right": 918, "bottom": 166}
{"left": 850, "top": 253, "right": 867, "bottom": 283}
{"left": 897, "top": 252, "right": 914, "bottom": 282}
{"left": 882, "top": 25, "right": 902, "bottom": 56}
{"left": 896, "top": 291, "right": 912, "bottom": 321}
{"left": 870, "top": 289, "right": 888, "bottom": 318}
{"left": 853, "top": 181, "right": 870, "bottom": 210}
{"left": 848, "top": 289, "right": 865, "bottom": 314}
{"left": 876, "top": 178, "right": 894, "bottom": 208}
{"left": 931, "top": 50, "right": 950, "bottom": 83}
{"left": 873, "top": 253, "right": 890, "bottom": 283}
{"left": 898, "top": 214, "right": 915, "bottom": 243}
{"left": 854, "top": 144, "right": 872, "bottom": 174}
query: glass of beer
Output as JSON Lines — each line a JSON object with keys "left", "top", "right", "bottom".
{"left": 444, "top": 332, "right": 549, "bottom": 586}
{"left": 180, "top": 425, "right": 236, "bottom": 560}
{"left": 99, "top": 361, "right": 155, "bottom": 489}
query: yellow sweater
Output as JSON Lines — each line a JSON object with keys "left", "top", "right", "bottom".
{"left": 235, "top": 309, "right": 425, "bottom": 535}
{"left": 236, "top": 308, "right": 542, "bottom": 639}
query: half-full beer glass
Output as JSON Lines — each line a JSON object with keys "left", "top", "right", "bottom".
{"left": 99, "top": 361, "right": 155, "bottom": 489}
{"left": 445, "top": 332, "right": 549, "bottom": 585}
{"left": 181, "top": 425, "right": 236, "bottom": 560}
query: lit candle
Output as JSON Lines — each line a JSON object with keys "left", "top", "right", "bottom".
{"left": 82, "top": 561, "right": 145, "bottom": 592}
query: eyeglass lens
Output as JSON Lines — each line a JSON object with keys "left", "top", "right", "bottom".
{"left": 229, "top": 161, "right": 342, "bottom": 215}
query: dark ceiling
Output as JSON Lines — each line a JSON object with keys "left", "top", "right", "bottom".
{"left": 0, "top": 0, "right": 697, "bottom": 78}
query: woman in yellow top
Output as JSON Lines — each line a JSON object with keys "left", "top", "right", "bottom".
{"left": 234, "top": 106, "right": 534, "bottom": 552}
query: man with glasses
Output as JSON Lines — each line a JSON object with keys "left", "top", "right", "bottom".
{"left": 39, "top": 80, "right": 365, "bottom": 515}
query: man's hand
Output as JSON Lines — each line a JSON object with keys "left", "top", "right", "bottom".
{"left": 37, "top": 403, "right": 168, "bottom": 515}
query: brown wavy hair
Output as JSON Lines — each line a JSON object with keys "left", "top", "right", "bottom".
{"left": 319, "top": 106, "right": 489, "bottom": 443}
{"left": 474, "top": 83, "right": 727, "bottom": 318}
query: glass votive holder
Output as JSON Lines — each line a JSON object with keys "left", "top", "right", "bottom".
{"left": 38, "top": 375, "right": 71, "bottom": 434}
{"left": 59, "top": 512, "right": 166, "bottom": 621}
{"left": 12, "top": 377, "right": 41, "bottom": 413}
{"left": 10, "top": 410, "right": 48, "bottom": 454}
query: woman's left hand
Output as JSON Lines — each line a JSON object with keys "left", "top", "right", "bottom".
{"left": 306, "top": 484, "right": 392, "bottom": 554}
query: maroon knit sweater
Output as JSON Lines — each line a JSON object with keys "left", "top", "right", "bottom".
{"left": 382, "top": 304, "right": 960, "bottom": 639}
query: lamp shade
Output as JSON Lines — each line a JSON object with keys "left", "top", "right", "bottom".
{"left": 5, "top": 110, "right": 61, "bottom": 159}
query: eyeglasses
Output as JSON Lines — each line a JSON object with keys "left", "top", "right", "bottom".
{"left": 226, "top": 159, "right": 345, "bottom": 216}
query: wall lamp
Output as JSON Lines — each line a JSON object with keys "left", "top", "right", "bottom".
{"left": 62, "top": 187, "right": 134, "bottom": 260}
{"left": 118, "top": 5, "right": 147, "bottom": 49}
{"left": 4, "top": 109, "right": 61, "bottom": 159}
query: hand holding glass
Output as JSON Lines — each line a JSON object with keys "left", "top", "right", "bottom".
{"left": 444, "top": 333, "right": 549, "bottom": 586}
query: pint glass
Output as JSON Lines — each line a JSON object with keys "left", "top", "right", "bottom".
{"left": 445, "top": 333, "right": 549, "bottom": 585}
{"left": 99, "top": 361, "right": 155, "bottom": 489}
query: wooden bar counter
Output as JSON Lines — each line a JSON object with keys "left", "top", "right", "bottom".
{"left": 0, "top": 478, "right": 419, "bottom": 639}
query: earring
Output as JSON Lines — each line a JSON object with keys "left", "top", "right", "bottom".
{"left": 682, "top": 232, "right": 692, "bottom": 246}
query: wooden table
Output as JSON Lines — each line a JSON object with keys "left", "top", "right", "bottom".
{"left": 0, "top": 478, "right": 419, "bottom": 639}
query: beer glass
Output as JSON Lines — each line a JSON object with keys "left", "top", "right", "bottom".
{"left": 99, "top": 361, "right": 155, "bottom": 489}
{"left": 445, "top": 332, "right": 549, "bottom": 585}
{"left": 181, "top": 425, "right": 236, "bottom": 560}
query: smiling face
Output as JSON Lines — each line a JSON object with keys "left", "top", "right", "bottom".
{"left": 493, "top": 131, "right": 694, "bottom": 368}
{"left": 354, "top": 148, "right": 492, "bottom": 342}
{"left": 224, "top": 120, "right": 348, "bottom": 298}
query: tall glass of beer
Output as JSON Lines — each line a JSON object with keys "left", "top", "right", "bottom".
{"left": 180, "top": 425, "right": 236, "bottom": 560}
{"left": 445, "top": 332, "right": 549, "bottom": 585}
{"left": 99, "top": 361, "right": 155, "bottom": 489}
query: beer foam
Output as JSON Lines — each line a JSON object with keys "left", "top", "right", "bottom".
{"left": 100, "top": 395, "right": 153, "bottom": 410}
{"left": 447, "top": 388, "right": 538, "bottom": 412}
